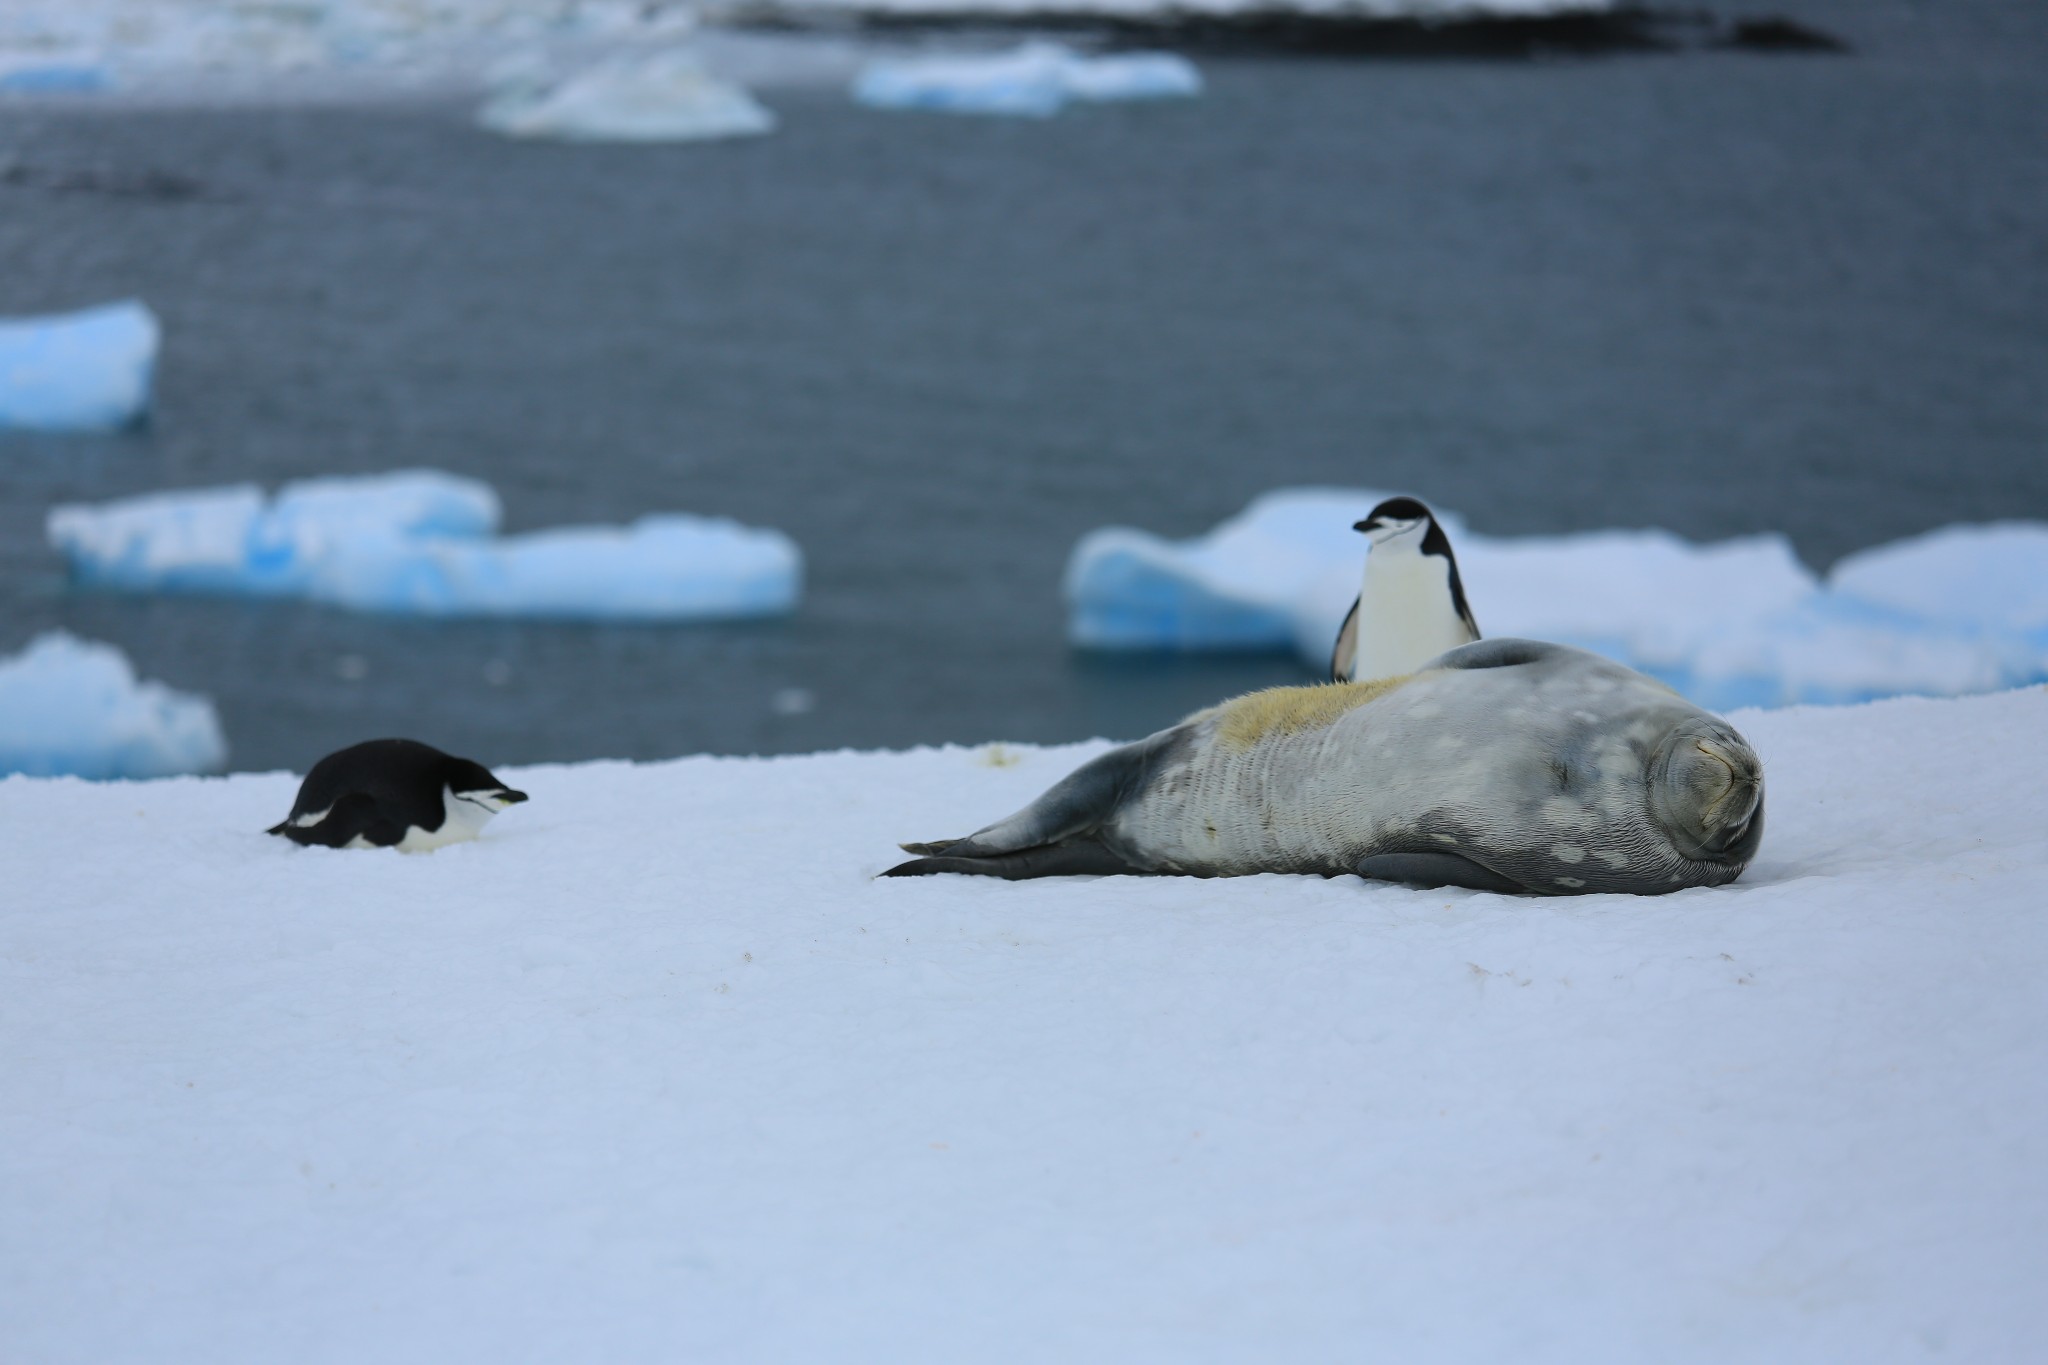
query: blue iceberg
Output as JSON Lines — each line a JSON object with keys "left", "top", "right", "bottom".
{"left": 48, "top": 470, "right": 803, "bottom": 621}
{"left": 1066, "top": 489, "right": 2048, "bottom": 710}
{"left": 854, "top": 43, "right": 1201, "bottom": 118}
{"left": 0, "top": 300, "right": 160, "bottom": 432}
{"left": 0, "top": 634, "right": 226, "bottom": 780}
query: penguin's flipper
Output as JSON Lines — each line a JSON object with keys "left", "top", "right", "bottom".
{"left": 1355, "top": 851, "right": 1532, "bottom": 895}
{"left": 271, "top": 793, "right": 407, "bottom": 849}
{"left": 882, "top": 840, "right": 1152, "bottom": 880}
{"left": 889, "top": 728, "right": 1185, "bottom": 866}
{"left": 1330, "top": 596, "right": 1360, "bottom": 683}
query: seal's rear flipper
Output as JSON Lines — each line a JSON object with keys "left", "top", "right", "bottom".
{"left": 882, "top": 841, "right": 1152, "bottom": 880}
{"left": 892, "top": 729, "right": 1187, "bottom": 865}
{"left": 1356, "top": 851, "right": 1531, "bottom": 895}
{"left": 898, "top": 839, "right": 965, "bottom": 856}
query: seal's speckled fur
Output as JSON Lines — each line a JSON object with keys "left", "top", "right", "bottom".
{"left": 885, "top": 640, "right": 1764, "bottom": 895}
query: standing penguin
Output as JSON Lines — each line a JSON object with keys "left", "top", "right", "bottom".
{"left": 1331, "top": 496, "right": 1481, "bottom": 683}
{"left": 267, "top": 738, "right": 527, "bottom": 851}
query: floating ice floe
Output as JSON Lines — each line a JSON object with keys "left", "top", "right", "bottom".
{"left": 479, "top": 49, "right": 777, "bottom": 142}
{"left": 853, "top": 43, "right": 1201, "bottom": 117}
{"left": 48, "top": 469, "right": 803, "bottom": 621}
{"left": 1065, "top": 488, "right": 2048, "bottom": 710}
{"left": 0, "top": 62, "right": 110, "bottom": 93}
{"left": 0, "top": 300, "right": 159, "bottom": 432}
{"left": 0, "top": 632, "right": 225, "bottom": 779}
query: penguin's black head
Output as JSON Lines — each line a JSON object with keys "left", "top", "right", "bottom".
{"left": 1353, "top": 497, "right": 1453, "bottom": 558}
{"left": 445, "top": 755, "right": 528, "bottom": 812}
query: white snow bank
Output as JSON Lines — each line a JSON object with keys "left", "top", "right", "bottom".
{"left": 0, "top": 300, "right": 158, "bottom": 432}
{"left": 855, "top": 43, "right": 1200, "bottom": 117}
{"left": 480, "top": 49, "right": 776, "bottom": 142}
{"left": 0, "top": 632, "right": 224, "bottom": 778}
{"left": 1067, "top": 488, "right": 2048, "bottom": 709}
{"left": 779, "top": 0, "right": 1609, "bottom": 19}
{"left": 2, "top": 686, "right": 2044, "bottom": 1361}
{"left": 48, "top": 469, "right": 803, "bottom": 620}
{"left": 0, "top": 0, "right": 696, "bottom": 88}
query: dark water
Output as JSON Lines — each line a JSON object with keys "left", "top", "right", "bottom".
{"left": 3, "top": 0, "right": 2045, "bottom": 772}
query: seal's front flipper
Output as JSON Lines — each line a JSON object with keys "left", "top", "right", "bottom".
{"left": 882, "top": 840, "right": 1151, "bottom": 880}
{"left": 1356, "top": 851, "right": 1531, "bottom": 895}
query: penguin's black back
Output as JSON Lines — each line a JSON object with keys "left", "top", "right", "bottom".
{"left": 268, "top": 738, "right": 497, "bottom": 847}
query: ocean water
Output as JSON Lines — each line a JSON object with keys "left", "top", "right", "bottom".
{"left": 2, "top": 1, "right": 2045, "bottom": 772}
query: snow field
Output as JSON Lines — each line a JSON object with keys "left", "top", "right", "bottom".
{"left": 3, "top": 686, "right": 2044, "bottom": 1361}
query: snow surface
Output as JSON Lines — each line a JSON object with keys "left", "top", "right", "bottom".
{"left": 0, "top": 632, "right": 225, "bottom": 779}
{"left": 0, "top": 300, "right": 158, "bottom": 433}
{"left": 480, "top": 48, "right": 776, "bottom": 141}
{"left": 2, "top": 686, "right": 2044, "bottom": 1360}
{"left": 854, "top": 43, "right": 1200, "bottom": 117}
{"left": 47, "top": 470, "right": 803, "bottom": 621}
{"left": 1067, "top": 488, "right": 2048, "bottom": 709}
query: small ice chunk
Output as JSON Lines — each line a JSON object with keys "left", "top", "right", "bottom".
{"left": 1059, "top": 52, "right": 1203, "bottom": 102}
{"left": 306, "top": 514, "right": 803, "bottom": 620}
{"left": 479, "top": 50, "right": 777, "bottom": 143}
{"left": 0, "top": 633, "right": 226, "bottom": 780}
{"left": 854, "top": 43, "right": 1200, "bottom": 117}
{"left": 48, "top": 471, "right": 803, "bottom": 622}
{"left": 0, "top": 300, "right": 160, "bottom": 432}
{"left": 48, "top": 471, "right": 499, "bottom": 598}
{"left": 268, "top": 471, "right": 501, "bottom": 542}
{"left": 46, "top": 484, "right": 269, "bottom": 594}
{"left": 0, "top": 64, "right": 110, "bottom": 94}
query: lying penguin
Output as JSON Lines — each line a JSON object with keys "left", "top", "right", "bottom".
{"left": 1332, "top": 496, "right": 1481, "bottom": 684}
{"left": 885, "top": 640, "right": 1763, "bottom": 895}
{"left": 268, "top": 738, "right": 527, "bottom": 851}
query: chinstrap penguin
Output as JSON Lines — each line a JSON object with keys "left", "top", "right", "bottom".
{"left": 267, "top": 738, "right": 528, "bottom": 852}
{"left": 1331, "top": 496, "right": 1481, "bottom": 683}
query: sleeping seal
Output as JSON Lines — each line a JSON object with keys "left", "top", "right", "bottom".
{"left": 884, "top": 639, "right": 1763, "bottom": 895}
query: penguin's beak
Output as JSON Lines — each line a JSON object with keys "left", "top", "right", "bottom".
{"left": 495, "top": 789, "right": 529, "bottom": 805}
{"left": 1356, "top": 516, "right": 1422, "bottom": 542}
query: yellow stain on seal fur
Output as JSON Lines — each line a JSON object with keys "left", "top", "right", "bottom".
{"left": 1207, "top": 674, "right": 1414, "bottom": 750}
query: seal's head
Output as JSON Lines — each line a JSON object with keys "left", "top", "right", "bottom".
{"left": 1648, "top": 717, "right": 1765, "bottom": 869}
